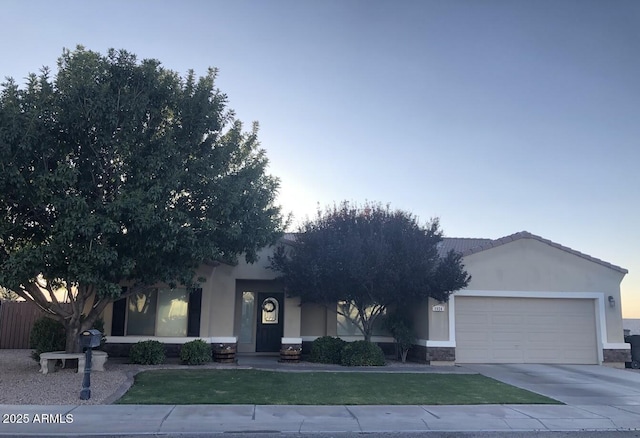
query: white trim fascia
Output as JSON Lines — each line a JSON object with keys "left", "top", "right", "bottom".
{"left": 300, "top": 335, "right": 395, "bottom": 343}
{"left": 211, "top": 337, "right": 237, "bottom": 344}
{"left": 449, "top": 295, "right": 456, "bottom": 345}
{"left": 603, "top": 343, "right": 630, "bottom": 350}
{"left": 595, "top": 298, "right": 605, "bottom": 363}
{"left": 455, "top": 290, "right": 604, "bottom": 299}
{"left": 281, "top": 337, "right": 302, "bottom": 344}
{"left": 106, "top": 336, "right": 210, "bottom": 344}
{"left": 454, "top": 289, "right": 613, "bottom": 364}
{"left": 300, "top": 335, "right": 394, "bottom": 343}
{"left": 427, "top": 340, "right": 456, "bottom": 348}
{"left": 416, "top": 338, "right": 456, "bottom": 348}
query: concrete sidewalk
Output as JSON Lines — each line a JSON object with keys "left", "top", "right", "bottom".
{"left": 2, "top": 359, "right": 640, "bottom": 435}
{"left": 2, "top": 403, "right": 640, "bottom": 435}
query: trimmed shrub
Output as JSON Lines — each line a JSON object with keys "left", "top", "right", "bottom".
{"left": 340, "top": 340, "right": 385, "bottom": 366}
{"left": 383, "top": 312, "right": 416, "bottom": 363}
{"left": 129, "top": 340, "right": 166, "bottom": 365}
{"left": 29, "top": 316, "right": 66, "bottom": 361}
{"left": 180, "top": 339, "right": 212, "bottom": 365}
{"left": 309, "top": 336, "right": 346, "bottom": 364}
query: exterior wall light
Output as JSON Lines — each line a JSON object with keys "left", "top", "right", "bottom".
{"left": 608, "top": 295, "right": 615, "bottom": 308}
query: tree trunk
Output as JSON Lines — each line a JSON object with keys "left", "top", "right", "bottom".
{"left": 362, "top": 322, "right": 372, "bottom": 343}
{"left": 65, "top": 324, "right": 81, "bottom": 353}
{"left": 65, "top": 309, "right": 101, "bottom": 353}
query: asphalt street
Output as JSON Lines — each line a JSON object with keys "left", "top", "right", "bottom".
{"left": 7, "top": 432, "right": 640, "bottom": 438}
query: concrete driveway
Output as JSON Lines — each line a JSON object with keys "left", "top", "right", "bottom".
{"left": 465, "top": 364, "right": 640, "bottom": 406}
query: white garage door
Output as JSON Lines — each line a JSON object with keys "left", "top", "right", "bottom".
{"left": 455, "top": 297, "right": 598, "bottom": 364}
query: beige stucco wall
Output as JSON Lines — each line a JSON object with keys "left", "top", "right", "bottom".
{"left": 298, "top": 305, "right": 338, "bottom": 338}
{"left": 448, "top": 238, "right": 627, "bottom": 344}
{"left": 283, "top": 296, "right": 301, "bottom": 337}
{"left": 463, "top": 238, "right": 625, "bottom": 294}
{"left": 103, "top": 302, "right": 114, "bottom": 336}
{"left": 300, "top": 303, "right": 328, "bottom": 337}
{"left": 208, "top": 264, "right": 242, "bottom": 337}
{"left": 427, "top": 297, "right": 450, "bottom": 341}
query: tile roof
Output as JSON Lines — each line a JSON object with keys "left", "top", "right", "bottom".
{"left": 444, "top": 231, "right": 628, "bottom": 274}
{"left": 282, "top": 231, "right": 628, "bottom": 274}
{"left": 438, "top": 238, "right": 493, "bottom": 257}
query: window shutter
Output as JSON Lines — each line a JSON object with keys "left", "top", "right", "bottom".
{"left": 187, "top": 288, "right": 202, "bottom": 337}
{"left": 111, "top": 287, "right": 127, "bottom": 336}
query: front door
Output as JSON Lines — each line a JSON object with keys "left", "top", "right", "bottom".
{"left": 256, "top": 293, "right": 284, "bottom": 352}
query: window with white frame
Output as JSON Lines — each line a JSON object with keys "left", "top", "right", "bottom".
{"left": 111, "top": 287, "right": 201, "bottom": 338}
{"left": 336, "top": 301, "right": 390, "bottom": 337}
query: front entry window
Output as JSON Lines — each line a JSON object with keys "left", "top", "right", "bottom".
{"left": 239, "top": 292, "right": 255, "bottom": 343}
{"left": 234, "top": 285, "right": 284, "bottom": 353}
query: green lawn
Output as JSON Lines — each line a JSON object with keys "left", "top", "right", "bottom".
{"left": 116, "top": 369, "right": 560, "bottom": 405}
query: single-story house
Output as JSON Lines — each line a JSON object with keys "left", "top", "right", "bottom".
{"left": 101, "top": 231, "right": 630, "bottom": 367}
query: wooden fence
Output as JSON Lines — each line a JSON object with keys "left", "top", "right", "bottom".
{"left": 0, "top": 301, "right": 51, "bottom": 349}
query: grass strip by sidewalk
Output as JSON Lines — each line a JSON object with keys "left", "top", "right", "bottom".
{"left": 116, "top": 369, "right": 560, "bottom": 405}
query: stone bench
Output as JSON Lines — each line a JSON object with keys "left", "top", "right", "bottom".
{"left": 39, "top": 351, "right": 108, "bottom": 374}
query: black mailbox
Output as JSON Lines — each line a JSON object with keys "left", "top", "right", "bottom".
{"left": 80, "top": 329, "right": 102, "bottom": 349}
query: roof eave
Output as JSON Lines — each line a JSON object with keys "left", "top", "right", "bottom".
{"left": 461, "top": 231, "right": 628, "bottom": 275}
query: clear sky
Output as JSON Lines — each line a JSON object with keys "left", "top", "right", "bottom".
{"left": 2, "top": 0, "right": 639, "bottom": 316}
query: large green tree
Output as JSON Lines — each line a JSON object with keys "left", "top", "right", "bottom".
{"left": 0, "top": 287, "right": 19, "bottom": 301}
{"left": 0, "top": 46, "right": 285, "bottom": 352}
{"left": 270, "top": 202, "right": 470, "bottom": 342}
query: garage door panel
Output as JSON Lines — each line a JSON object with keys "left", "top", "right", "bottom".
{"left": 493, "top": 348, "right": 524, "bottom": 362}
{"left": 564, "top": 317, "right": 594, "bottom": 330}
{"left": 564, "top": 348, "right": 596, "bottom": 361}
{"left": 526, "top": 332, "right": 559, "bottom": 343}
{"left": 462, "top": 314, "right": 490, "bottom": 325}
{"left": 525, "top": 315, "right": 559, "bottom": 328}
{"left": 572, "top": 338, "right": 597, "bottom": 347}
{"left": 492, "top": 332, "right": 521, "bottom": 342}
{"left": 456, "top": 297, "right": 598, "bottom": 364}
{"left": 465, "top": 333, "right": 490, "bottom": 343}
{"left": 463, "top": 348, "right": 491, "bottom": 361}
{"left": 492, "top": 314, "right": 523, "bottom": 325}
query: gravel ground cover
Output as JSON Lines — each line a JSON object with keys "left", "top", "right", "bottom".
{"left": 0, "top": 349, "right": 130, "bottom": 405}
{"left": 0, "top": 349, "right": 238, "bottom": 405}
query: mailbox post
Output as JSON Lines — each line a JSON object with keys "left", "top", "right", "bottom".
{"left": 79, "top": 329, "right": 102, "bottom": 400}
